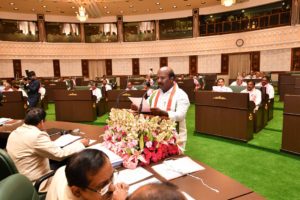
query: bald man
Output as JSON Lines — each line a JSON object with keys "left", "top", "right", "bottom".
{"left": 128, "top": 183, "right": 186, "bottom": 200}
{"left": 147, "top": 67, "right": 190, "bottom": 149}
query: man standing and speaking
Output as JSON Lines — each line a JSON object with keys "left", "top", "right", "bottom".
{"left": 24, "top": 71, "right": 40, "bottom": 107}
{"left": 133, "top": 66, "right": 190, "bottom": 148}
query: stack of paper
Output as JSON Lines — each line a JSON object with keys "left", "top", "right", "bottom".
{"left": 88, "top": 144, "right": 123, "bottom": 167}
{"left": 0, "top": 118, "right": 12, "bottom": 126}
{"left": 53, "top": 134, "right": 81, "bottom": 148}
{"left": 116, "top": 167, "right": 153, "bottom": 185}
{"left": 151, "top": 157, "right": 205, "bottom": 180}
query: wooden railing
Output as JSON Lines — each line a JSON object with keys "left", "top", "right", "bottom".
{"left": 200, "top": 11, "right": 291, "bottom": 36}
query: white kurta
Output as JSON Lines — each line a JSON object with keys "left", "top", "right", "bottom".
{"left": 256, "top": 83, "right": 274, "bottom": 99}
{"left": 230, "top": 81, "right": 247, "bottom": 87}
{"left": 90, "top": 87, "right": 102, "bottom": 103}
{"left": 46, "top": 166, "right": 80, "bottom": 200}
{"left": 7, "top": 124, "right": 85, "bottom": 191}
{"left": 241, "top": 88, "right": 262, "bottom": 106}
{"left": 212, "top": 86, "right": 233, "bottom": 92}
{"left": 148, "top": 83, "right": 190, "bottom": 148}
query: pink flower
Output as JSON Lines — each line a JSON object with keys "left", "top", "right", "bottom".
{"left": 123, "top": 155, "right": 138, "bottom": 169}
{"left": 145, "top": 141, "right": 152, "bottom": 148}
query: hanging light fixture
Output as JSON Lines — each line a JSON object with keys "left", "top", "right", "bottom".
{"left": 76, "top": 6, "right": 88, "bottom": 22}
{"left": 221, "top": 0, "right": 236, "bottom": 7}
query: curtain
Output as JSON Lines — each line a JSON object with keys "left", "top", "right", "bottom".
{"left": 88, "top": 60, "right": 106, "bottom": 80}
{"left": 228, "top": 54, "right": 250, "bottom": 79}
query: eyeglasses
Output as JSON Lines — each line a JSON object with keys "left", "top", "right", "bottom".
{"left": 86, "top": 169, "right": 119, "bottom": 196}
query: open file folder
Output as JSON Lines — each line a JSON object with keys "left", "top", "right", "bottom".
{"left": 88, "top": 143, "right": 123, "bottom": 167}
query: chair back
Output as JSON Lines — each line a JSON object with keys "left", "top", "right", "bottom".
{"left": 0, "top": 174, "right": 39, "bottom": 200}
{"left": 0, "top": 149, "right": 18, "bottom": 181}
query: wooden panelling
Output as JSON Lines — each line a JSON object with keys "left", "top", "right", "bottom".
{"left": 189, "top": 55, "right": 198, "bottom": 75}
{"left": 81, "top": 60, "right": 89, "bottom": 77}
{"left": 105, "top": 59, "right": 112, "bottom": 75}
{"left": 12, "top": 60, "right": 22, "bottom": 78}
{"left": 221, "top": 54, "right": 229, "bottom": 74}
{"left": 291, "top": 48, "right": 300, "bottom": 71}
{"left": 53, "top": 60, "right": 60, "bottom": 77}
{"left": 250, "top": 51, "right": 260, "bottom": 72}
{"left": 132, "top": 58, "right": 140, "bottom": 75}
{"left": 160, "top": 57, "right": 168, "bottom": 68}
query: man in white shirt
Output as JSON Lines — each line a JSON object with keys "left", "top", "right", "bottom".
{"left": 213, "top": 78, "right": 233, "bottom": 92}
{"left": 241, "top": 80, "right": 262, "bottom": 111}
{"left": 39, "top": 84, "right": 46, "bottom": 100}
{"left": 256, "top": 76, "right": 274, "bottom": 100}
{"left": 89, "top": 82, "right": 102, "bottom": 103}
{"left": 46, "top": 149, "right": 128, "bottom": 200}
{"left": 230, "top": 76, "right": 247, "bottom": 87}
{"left": 147, "top": 67, "right": 190, "bottom": 148}
{"left": 7, "top": 108, "right": 89, "bottom": 191}
{"left": 12, "top": 84, "right": 28, "bottom": 98}
{"left": 125, "top": 81, "right": 137, "bottom": 91}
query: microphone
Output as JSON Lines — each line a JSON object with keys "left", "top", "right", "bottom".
{"left": 138, "top": 90, "right": 148, "bottom": 114}
{"left": 115, "top": 90, "right": 129, "bottom": 108}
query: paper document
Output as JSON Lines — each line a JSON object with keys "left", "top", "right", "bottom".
{"left": 128, "top": 97, "right": 150, "bottom": 113}
{"left": 116, "top": 167, "right": 153, "bottom": 185}
{"left": 151, "top": 157, "right": 205, "bottom": 180}
{"left": 128, "top": 177, "right": 161, "bottom": 195}
{"left": 0, "top": 118, "right": 12, "bottom": 126}
{"left": 88, "top": 143, "right": 123, "bottom": 167}
{"left": 53, "top": 134, "right": 81, "bottom": 148}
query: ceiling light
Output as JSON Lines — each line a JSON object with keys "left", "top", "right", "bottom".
{"left": 104, "top": 6, "right": 107, "bottom": 9}
{"left": 146, "top": 8, "right": 150, "bottom": 12}
{"left": 71, "top": 6, "right": 75, "bottom": 9}
{"left": 42, "top": 5, "right": 47, "bottom": 8}
{"left": 159, "top": 7, "right": 163, "bottom": 10}
{"left": 120, "top": 10, "right": 123, "bottom": 13}
{"left": 76, "top": 6, "right": 88, "bottom": 22}
{"left": 221, "top": 0, "right": 236, "bottom": 7}
{"left": 13, "top": 7, "right": 18, "bottom": 10}
{"left": 186, "top": 4, "right": 191, "bottom": 6}
{"left": 9, "top": 2, "right": 14, "bottom": 6}
{"left": 106, "top": 11, "right": 110, "bottom": 14}
{"left": 156, "top": 2, "right": 160, "bottom": 5}
{"left": 32, "top": 8, "right": 35, "bottom": 11}
{"left": 173, "top": 5, "right": 177, "bottom": 8}
{"left": 129, "top": 5, "right": 133, "bottom": 8}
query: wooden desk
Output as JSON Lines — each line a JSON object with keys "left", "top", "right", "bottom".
{"left": 195, "top": 91, "right": 255, "bottom": 141}
{"left": 0, "top": 91, "right": 27, "bottom": 119}
{"left": 44, "top": 82, "right": 68, "bottom": 102}
{"left": 278, "top": 73, "right": 300, "bottom": 101}
{"left": 177, "top": 79, "right": 195, "bottom": 103}
{"left": 106, "top": 90, "right": 145, "bottom": 111}
{"left": 281, "top": 95, "right": 300, "bottom": 155}
{"left": 53, "top": 90, "right": 97, "bottom": 122}
{"left": 232, "top": 192, "right": 265, "bottom": 200}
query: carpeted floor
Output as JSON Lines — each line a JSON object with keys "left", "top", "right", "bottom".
{"left": 46, "top": 95, "right": 300, "bottom": 200}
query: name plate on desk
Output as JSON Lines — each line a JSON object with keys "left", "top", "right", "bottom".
{"left": 68, "top": 92, "right": 78, "bottom": 96}
{"left": 213, "top": 96, "right": 227, "bottom": 100}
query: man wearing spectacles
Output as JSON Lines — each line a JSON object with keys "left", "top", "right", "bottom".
{"left": 46, "top": 149, "right": 128, "bottom": 200}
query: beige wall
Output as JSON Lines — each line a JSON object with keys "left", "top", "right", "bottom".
{"left": 168, "top": 56, "right": 189, "bottom": 74}
{"left": 0, "top": 59, "right": 14, "bottom": 78}
{"left": 139, "top": 58, "right": 160, "bottom": 75}
{"left": 60, "top": 59, "right": 82, "bottom": 77}
{"left": 198, "top": 54, "right": 221, "bottom": 74}
{"left": 260, "top": 49, "right": 291, "bottom": 72}
{"left": 22, "top": 59, "right": 54, "bottom": 77}
{"left": 112, "top": 59, "right": 132, "bottom": 75}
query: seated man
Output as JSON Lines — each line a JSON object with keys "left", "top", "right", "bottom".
{"left": 256, "top": 76, "right": 274, "bottom": 100}
{"left": 128, "top": 182, "right": 186, "bottom": 200}
{"left": 2, "top": 81, "right": 13, "bottom": 92}
{"left": 12, "top": 84, "right": 28, "bottom": 98}
{"left": 102, "top": 79, "right": 112, "bottom": 91}
{"left": 146, "top": 67, "right": 190, "bottom": 148}
{"left": 46, "top": 149, "right": 128, "bottom": 200}
{"left": 7, "top": 108, "right": 89, "bottom": 191}
{"left": 230, "top": 76, "right": 247, "bottom": 87}
{"left": 125, "top": 81, "right": 137, "bottom": 91}
{"left": 212, "top": 78, "right": 233, "bottom": 92}
{"left": 241, "top": 80, "right": 262, "bottom": 111}
{"left": 89, "top": 82, "right": 102, "bottom": 103}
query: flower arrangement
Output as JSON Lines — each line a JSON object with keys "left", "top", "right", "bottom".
{"left": 102, "top": 108, "right": 180, "bottom": 169}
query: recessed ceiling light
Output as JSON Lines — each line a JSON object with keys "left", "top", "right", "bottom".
{"left": 31, "top": 8, "right": 35, "bottom": 11}
{"left": 173, "top": 5, "right": 177, "bottom": 8}
{"left": 106, "top": 11, "right": 110, "bottom": 14}
{"left": 129, "top": 5, "right": 133, "bottom": 8}
{"left": 120, "top": 10, "right": 123, "bottom": 13}
{"left": 156, "top": 2, "right": 160, "bottom": 5}
{"left": 159, "top": 7, "right": 163, "bottom": 10}
{"left": 186, "top": 4, "right": 191, "bottom": 6}
{"left": 42, "top": 5, "right": 47, "bottom": 8}
{"left": 9, "top": 2, "right": 14, "bottom": 6}
{"left": 71, "top": 6, "right": 75, "bottom": 9}
{"left": 13, "top": 7, "right": 18, "bottom": 10}
{"left": 146, "top": 8, "right": 150, "bottom": 12}
{"left": 241, "top": 9, "right": 245, "bottom": 13}
{"left": 104, "top": 6, "right": 107, "bottom": 9}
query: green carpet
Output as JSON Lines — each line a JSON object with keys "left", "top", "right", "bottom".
{"left": 46, "top": 96, "right": 300, "bottom": 200}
